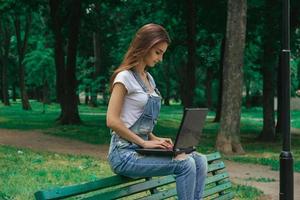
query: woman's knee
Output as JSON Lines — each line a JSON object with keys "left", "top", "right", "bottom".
{"left": 174, "top": 156, "right": 197, "bottom": 176}
{"left": 193, "top": 152, "right": 208, "bottom": 174}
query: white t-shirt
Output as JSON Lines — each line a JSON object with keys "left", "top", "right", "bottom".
{"left": 113, "top": 70, "right": 159, "bottom": 128}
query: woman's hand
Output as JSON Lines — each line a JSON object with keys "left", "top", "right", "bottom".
{"left": 142, "top": 139, "right": 173, "bottom": 149}
{"left": 158, "top": 137, "right": 173, "bottom": 145}
{"left": 148, "top": 133, "right": 173, "bottom": 149}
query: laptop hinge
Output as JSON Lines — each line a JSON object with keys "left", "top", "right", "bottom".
{"left": 174, "top": 146, "right": 196, "bottom": 155}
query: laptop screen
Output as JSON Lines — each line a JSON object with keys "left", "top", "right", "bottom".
{"left": 174, "top": 108, "right": 208, "bottom": 149}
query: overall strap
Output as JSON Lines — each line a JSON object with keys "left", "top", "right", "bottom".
{"left": 146, "top": 72, "right": 156, "bottom": 88}
{"left": 130, "top": 70, "right": 149, "bottom": 93}
{"left": 147, "top": 72, "right": 162, "bottom": 97}
{"left": 131, "top": 69, "right": 161, "bottom": 97}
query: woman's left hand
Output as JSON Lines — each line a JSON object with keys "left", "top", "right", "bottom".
{"left": 157, "top": 137, "right": 173, "bottom": 149}
{"left": 149, "top": 133, "right": 173, "bottom": 149}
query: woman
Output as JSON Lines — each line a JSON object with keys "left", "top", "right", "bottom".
{"left": 106, "top": 23, "right": 207, "bottom": 200}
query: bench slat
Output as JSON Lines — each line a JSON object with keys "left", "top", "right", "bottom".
{"left": 136, "top": 172, "right": 231, "bottom": 200}
{"left": 206, "top": 152, "right": 221, "bottom": 163}
{"left": 208, "top": 161, "right": 225, "bottom": 173}
{"left": 137, "top": 188, "right": 177, "bottom": 200}
{"left": 205, "top": 172, "right": 229, "bottom": 185}
{"left": 35, "top": 175, "right": 136, "bottom": 200}
{"left": 82, "top": 176, "right": 175, "bottom": 200}
{"left": 212, "top": 192, "right": 235, "bottom": 200}
{"left": 203, "top": 181, "right": 232, "bottom": 198}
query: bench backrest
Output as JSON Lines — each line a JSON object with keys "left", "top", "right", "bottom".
{"left": 35, "top": 152, "right": 234, "bottom": 200}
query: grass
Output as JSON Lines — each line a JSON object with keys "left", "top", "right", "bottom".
{"left": 0, "top": 145, "right": 113, "bottom": 200}
{"left": 0, "top": 145, "right": 263, "bottom": 200}
{"left": 1, "top": 100, "right": 300, "bottom": 171}
{"left": 0, "top": 100, "right": 110, "bottom": 144}
{"left": 245, "top": 177, "right": 276, "bottom": 182}
{"left": 1, "top": 100, "right": 300, "bottom": 199}
{"left": 233, "top": 184, "right": 263, "bottom": 199}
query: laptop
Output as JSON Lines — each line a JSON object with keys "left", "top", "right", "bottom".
{"left": 135, "top": 108, "right": 208, "bottom": 156}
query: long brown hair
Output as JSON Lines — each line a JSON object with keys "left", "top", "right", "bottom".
{"left": 109, "top": 23, "right": 171, "bottom": 92}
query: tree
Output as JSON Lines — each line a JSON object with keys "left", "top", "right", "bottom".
{"left": 214, "top": 38, "right": 225, "bottom": 122}
{"left": 216, "top": 0, "right": 247, "bottom": 154}
{"left": 0, "top": 15, "right": 12, "bottom": 106}
{"left": 259, "top": 0, "right": 280, "bottom": 141}
{"left": 180, "top": 0, "right": 197, "bottom": 107}
{"left": 13, "top": 13, "right": 32, "bottom": 110}
{"left": 49, "top": 0, "right": 82, "bottom": 124}
{"left": 23, "top": 40, "right": 55, "bottom": 104}
{"left": 86, "top": 3, "right": 103, "bottom": 107}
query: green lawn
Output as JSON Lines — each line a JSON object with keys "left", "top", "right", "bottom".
{"left": 0, "top": 100, "right": 299, "bottom": 172}
{"left": 0, "top": 101, "right": 299, "bottom": 199}
{"left": 0, "top": 145, "right": 113, "bottom": 200}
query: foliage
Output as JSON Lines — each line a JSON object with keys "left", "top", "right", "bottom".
{"left": 23, "top": 39, "right": 56, "bottom": 98}
{"left": 1, "top": 0, "right": 300, "bottom": 109}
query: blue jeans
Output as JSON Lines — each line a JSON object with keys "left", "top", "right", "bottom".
{"left": 108, "top": 144, "right": 208, "bottom": 200}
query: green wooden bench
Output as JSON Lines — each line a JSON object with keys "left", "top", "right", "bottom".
{"left": 35, "top": 152, "right": 234, "bottom": 200}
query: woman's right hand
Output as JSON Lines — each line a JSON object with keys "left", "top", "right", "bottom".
{"left": 142, "top": 140, "right": 172, "bottom": 149}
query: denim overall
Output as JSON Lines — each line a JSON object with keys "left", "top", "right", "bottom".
{"left": 108, "top": 70, "right": 161, "bottom": 152}
{"left": 107, "top": 70, "right": 208, "bottom": 200}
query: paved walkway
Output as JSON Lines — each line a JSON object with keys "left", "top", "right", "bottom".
{"left": 1, "top": 129, "right": 299, "bottom": 199}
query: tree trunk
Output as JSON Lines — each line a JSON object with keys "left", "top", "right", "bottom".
{"left": 298, "top": 62, "right": 300, "bottom": 89}
{"left": 258, "top": 0, "right": 279, "bottom": 141}
{"left": 0, "top": 17, "right": 11, "bottom": 106}
{"left": 181, "top": 0, "right": 196, "bottom": 107}
{"left": 12, "top": 84, "right": 16, "bottom": 101}
{"left": 245, "top": 79, "right": 251, "bottom": 108}
{"left": 85, "top": 87, "right": 89, "bottom": 105}
{"left": 50, "top": 0, "right": 82, "bottom": 124}
{"left": 60, "top": 0, "right": 82, "bottom": 124}
{"left": 89, "top": 31, "right": 101, "bottom": 107}
{"left": 0, "top": 74, "right": 2, "bottom": 103}
{"left": 13, "top": 14, "right": 32, "bottom": 110}
{"left": 205, "top": 68, "right": 213, "bottom": 109}
{"left": 49, "top": 0, "right": 65, "bottom": 104}
{"left": 164, "top": 62, "right": 171, "bottom": 106}
{"left": 291, "top": 0, "right": 300, "bottom": 89}
{"left": 216, "top": 0, "right": 247, "bottom": 155}
{"left": 214, "top": 38, "right": 225, "bottom": 122}
{"left": 275, "top": 53, "right": 282, "bottom": 139}
{"left": 43, "top": 80, "right": 50, "bottom": 104}
{"left": 260, "top": 48, "right": 276, "bottom": 141}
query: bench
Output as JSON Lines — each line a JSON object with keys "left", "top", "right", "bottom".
{"left": 35, "top": 152, "right": 234, "bottom": 200}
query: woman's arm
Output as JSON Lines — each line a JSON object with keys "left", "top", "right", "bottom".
{"left": 107, "top": 83, "right": 169, "bottom": 149}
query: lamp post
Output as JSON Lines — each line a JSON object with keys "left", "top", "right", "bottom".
{"left": 280, "top": 0, "right": 294, "bottom": 199}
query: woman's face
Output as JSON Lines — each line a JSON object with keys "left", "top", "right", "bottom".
{"left": 143, "top": 42, "right": 168, "bottom": 67}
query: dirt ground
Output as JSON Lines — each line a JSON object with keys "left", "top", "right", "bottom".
{"left": 1, "top": 128, "right": 299, "bottom": 199}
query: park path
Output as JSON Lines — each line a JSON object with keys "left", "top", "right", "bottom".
{"left": 1, "top": 128, "right": 299, "bottom": 200}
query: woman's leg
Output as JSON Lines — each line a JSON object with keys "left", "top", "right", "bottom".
{"left": 113, "top": 150, "right": 197, "bottom": 200}
{"left": 190, "top": 152, "right": 208, "bottom": 200}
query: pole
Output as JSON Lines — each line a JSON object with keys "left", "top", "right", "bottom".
{"left": 280, "top": 0, "right": 293, "bottom": 199}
